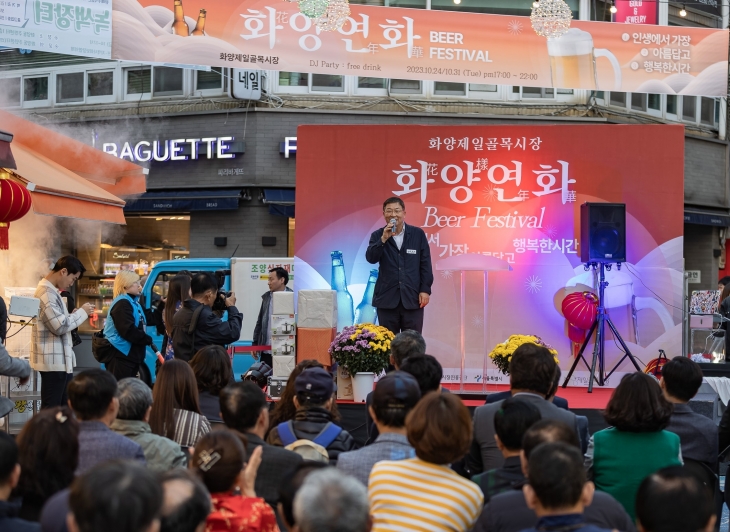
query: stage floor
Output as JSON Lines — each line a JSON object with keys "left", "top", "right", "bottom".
{"left": 440, "top": 384, "right": 614, "bottom": 410}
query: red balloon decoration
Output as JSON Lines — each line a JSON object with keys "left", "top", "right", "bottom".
{"left": 562, "top": 291, "right": 598, "bottom": 331}
{"left": 0, "top": 172, "right": 32, "bottom": 250}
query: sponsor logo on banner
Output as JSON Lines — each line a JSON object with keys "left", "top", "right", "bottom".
{"left": 110, "top": 0, "right": 730, "bottom": 96}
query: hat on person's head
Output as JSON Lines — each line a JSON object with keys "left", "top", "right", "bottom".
{"left": 295, "top": 367, "right": 336, "bottom": 401}
{"left": 373, "top": 370, "right": 421, "bottom": 410}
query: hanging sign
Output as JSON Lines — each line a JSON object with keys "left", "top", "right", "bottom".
{"left": 108, "top": 0, "right": 729, "bottom": 96}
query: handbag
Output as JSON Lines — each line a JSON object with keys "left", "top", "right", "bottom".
{"left": 91, "top": 330, "right": 116, "bottom": 365}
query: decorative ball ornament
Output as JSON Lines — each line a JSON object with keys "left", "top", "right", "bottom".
{"left": 315, "top": 0, "right": 350, "bottom": 31}
{"left": 0, "top": 171, "right": 32, "bottom": 250}
{"left": 530, "top": 0, "right": 572, "bottom": 39}
{"left": 299, "top": 0, "right": 329, "bottom": 19}
{"left": 561, "top": 291, "right": 598, "bottom": 331}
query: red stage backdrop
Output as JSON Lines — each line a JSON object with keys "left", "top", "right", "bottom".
{"left": 295, "top": 125, "right": 684, "bottom": 387}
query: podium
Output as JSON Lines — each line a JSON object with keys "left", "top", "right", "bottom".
{"left": 435, "top": 254, "right": 512, "bottom": 393}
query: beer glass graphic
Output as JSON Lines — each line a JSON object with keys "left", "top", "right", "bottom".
{"left": 547, "top": 28, "right": 622, "bottom": 90}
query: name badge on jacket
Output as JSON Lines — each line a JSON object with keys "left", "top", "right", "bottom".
{"left": 407, "top": 249, "right": 417, "bottom": 254}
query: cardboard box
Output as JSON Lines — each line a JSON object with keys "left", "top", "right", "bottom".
{"left": 336, "top": 365, "right": 354, "bottom": 400}
{"left": 273, "top": 355, "right": 296, "bottom": 378}
{"left": 271, "top": 314, "right": 296, "bottom": 335}
{"left": 296, "top": 327, "right": 336, "bottom": 366}
{"left": 272, "top": 291, "right": 295, "bottom": 315}
{"left": 268, "top": 376, "right": 287, "bottom": 400}
{"left": 297, "top": 290, "right": 338, "bottom": 329}
{"left": 271, "top": 335, "right": 296, "bottom": 357}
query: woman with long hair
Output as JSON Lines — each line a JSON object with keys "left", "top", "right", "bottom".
{"left": 163, "top": 274, "right": 192, "bottom": 361}
{"left": 150, "top": 359, "right": 211, "bottom": 448}
{"left": 190, "top": 345, "right": 232, "bottom": 423}
{"left": 104, "top": 270, "right": 153, "bottom": 381}
{"left": 589, "top": 372, "right": 680, "bottom": 519}
{"left": 267, "top": 359, "right": 340, "bottom": 434}
{"left": 13, "top": 407, "right": 79, "bottom": 521}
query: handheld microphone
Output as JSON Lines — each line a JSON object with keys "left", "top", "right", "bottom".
{"left": 389, "top": 218, "right": 396, "bottom": 233}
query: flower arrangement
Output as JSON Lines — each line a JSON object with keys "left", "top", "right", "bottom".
{"left": 329, "top": 324, "right": 395, "bottom": 375}
{"left": 488, "top": 334, "right": 559, "bottom": 375}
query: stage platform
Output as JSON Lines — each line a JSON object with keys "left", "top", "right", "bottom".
{"left": 333, "top": 385, "right": 613, "bottom": 448}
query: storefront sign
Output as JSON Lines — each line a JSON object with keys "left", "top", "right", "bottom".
{"left": 110, "top": 0, "right": 729, "bottom": 97}
{"left": 0, "top": 0, "right": 111, "bottom": 58}
{"left": 280, "top": 137, "right": 297, "bottom": 158}
{"left": 102, "top": 137, "right": 235, "bottom": 163}
{"left": 295, "top": 124, "right": 684, "bottom": 386}
{"left": 687, "top": 270, "right": 702, "bottom": 284}
{"left": 613, "top": 0, "right": 657, "bottom": 25}
{"left": 232, "top": 69, "right": 263, "bottom": 100}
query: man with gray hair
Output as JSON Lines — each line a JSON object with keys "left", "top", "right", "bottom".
{"left": 294, "top": 468, "right": 371, "bottom": 532}
{"left": 111, "top": 377, "right": 187, "bottom": 473}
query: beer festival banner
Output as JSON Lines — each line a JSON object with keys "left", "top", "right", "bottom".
{"left": 102, "top": 0, "right": 729, "bottom": 96}
{"left": 294, "top": 125, "right": 684, "bottom": 387}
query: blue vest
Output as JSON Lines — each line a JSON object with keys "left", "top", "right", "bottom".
{"left": 104, "top": 294, "right": 145, "bottom": 356}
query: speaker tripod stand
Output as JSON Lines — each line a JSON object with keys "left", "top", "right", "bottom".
{"left": 562, "top": 262, "right": 643, "bottom": 393}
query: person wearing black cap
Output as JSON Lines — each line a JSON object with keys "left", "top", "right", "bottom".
{"left": 267, "top": 367, "right": 356, "bottom": 464}
{"left": 337, "top": 371, "right": 421, "bottom": 485}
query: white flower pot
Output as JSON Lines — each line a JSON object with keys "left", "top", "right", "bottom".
{"left": 351, "top": 372, "right": 375, "bottom": 403}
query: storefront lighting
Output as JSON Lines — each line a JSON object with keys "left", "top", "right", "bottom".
{"left": 530, "top": 0, "right": 572, "bottom": 39}
{"left": 156, "top": 217, "right": 163, "bottom": 221}
{"left": 679, "top": 4, "right": 687, "bottom": 16}
{"left": 454, "top": 0, "right": 462, "bottom": 4}
{"left": 609, "top": 0, "right": 617, "bottom": 14}
{"left": 532, "top": 1, "right": 539, "bottom": 7}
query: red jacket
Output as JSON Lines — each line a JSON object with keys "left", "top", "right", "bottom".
{"left": 205, "top": 493, "right": 279, "bottom": 532}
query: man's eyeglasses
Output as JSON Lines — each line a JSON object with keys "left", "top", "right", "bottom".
{"left": 384, "top": 209, "right": 403, "bottom": 215}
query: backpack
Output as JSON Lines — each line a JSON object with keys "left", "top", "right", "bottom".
{"left": 276, "top": 421, "right": 342, "bottom": 463}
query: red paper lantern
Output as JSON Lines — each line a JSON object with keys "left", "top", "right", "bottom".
{"left": 562, "top": 291, "right": 598, "bottom": 330}
{"left": 568, "top": 324, "right": 587, "bottom": 344}
{"left": 0, "top": 172, "right": 32, "bottom": 250}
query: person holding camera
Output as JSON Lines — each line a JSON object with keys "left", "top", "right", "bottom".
{"left": 171, "top": 272, "right": 242, "bottom": 362}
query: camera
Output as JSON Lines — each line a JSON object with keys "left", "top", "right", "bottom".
{"left": 212, "top": 270, "right": 232, "bottom": 315}
{"left": 243, "top": 362, "right": 273, "bottom": 390}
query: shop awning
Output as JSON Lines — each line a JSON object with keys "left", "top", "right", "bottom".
{"left": 10, "top": 144, "right": 127, "bottom": 224}
{"left": 684, "top": 210, "right": 730, "bottom": 227}
{"left": 124, "top": 189, "right": 241, "bottom": 213}
{"left": 0, "top": 130, "right": 15, "bottom": 169}
{"left": 0, "top": 110, "right": 147, "bottom": 196}
{"left": 262, "top": 188, "right": 295, "bottom": 217}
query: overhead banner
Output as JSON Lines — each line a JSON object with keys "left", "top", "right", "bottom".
{"left": 295, "top": 124, "right": 685, "bottom": 387}
{"left": 0, "top": 0, "right": 111, "bottom": 58}
{"left": 112, "top": 0, "right": 729, "bottom": 96}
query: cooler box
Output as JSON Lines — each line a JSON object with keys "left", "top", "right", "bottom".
{"left": 298, "top": 290, "right": 337, "bottom": 329}
{"left": 297, "top": 327, "right": 336, "bottom": 366}
{"left": 273, "top": 355, "right": 296, "bottom": 378}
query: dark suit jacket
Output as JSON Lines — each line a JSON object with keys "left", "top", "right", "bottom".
{"left": 76, "top": 421, "right": 145, "bottom": 475}
{"left": 365, "top": 223, "right": 433, "bottom": 310}
{"left": 473, "top": 488, "right": 636, "bottom": 532}
{"left": 665, "top": 403, "right": 719, "bottom": 472}
{"left": 466, "top": 393, "right": 581, "bottom": 475}
{"left": 485, "top": 391, "right": 569, "bottom": 410}
{"left": 244, "top": 432, "right": 303, "bottom": 508}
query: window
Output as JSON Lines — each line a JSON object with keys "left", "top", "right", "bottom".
{"left": 389, "top": 79, "right": 421, "bottom": 94}
{"left": 0, "top": 77, "right": 21, "bottom": 106}
{"left": 358, "top": 77, "right": 386, "bottom": 89}
{"left": 88, "top": 71, "right": 114, "bottom": 97}
{"left": 514, "top": 86, "right": 554, "bottom": 98}
{"left": 631, "top": 93, "right": 647, "bottom": 111}
{"left": 24, "top": 76, "right": 48, "bottom": 102}
{"left": 682, "top": 96, "right": 696, "bottom": 121}
{"left": 196, "top": 67, "right": 223, "bottom": 91}
{"left": 666, "top": 95, "right": 677, "bottom": 115}
{"left": 648, "top": 94, "right": 661, "bottom": 111}
{"left": 278, "top": 72, "right": 308, "bottom": 87}
{"left": 595, "top": 91, "right": 605, "bottom": 100}
{"left": 700, "top": 97, "right": 715, "bottom": 125}
{"left": 609, "top": 92, "right": 626, "bottom": 107}
{"left": 434, "top": 82, "right": 466, "bottom": 96}
{"left": 126, "top": 67, "right": 151, "bottom": 95}
{"left": 469, "top": 84, "right": 498, "bottom": 93}
{"left": 56, "top": 72, "right": 84, "bottom": 103}
{"left": 153, "top": 67, "right": 183, "bottom": 96}
{"left": 311, "top": 74, "right": 343, "bottom": 92}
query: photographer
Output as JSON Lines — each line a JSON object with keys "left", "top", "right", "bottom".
{"left": 171, "top": 272, "right": 242, "bottom": 362}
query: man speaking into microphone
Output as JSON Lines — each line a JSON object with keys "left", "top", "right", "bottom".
{"left": 366, "top": 197, "right": 434, "bottom": 334}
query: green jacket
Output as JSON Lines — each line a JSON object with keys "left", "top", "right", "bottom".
{"left": 593, "top": 427, "right": 682, "bottom": 520}
{"left": 111, "top": 419, "right": 188, "bottom": 473}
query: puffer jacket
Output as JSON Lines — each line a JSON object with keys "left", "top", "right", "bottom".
{"left": 266, "top": 406, "right": 356, "bottom": 464}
